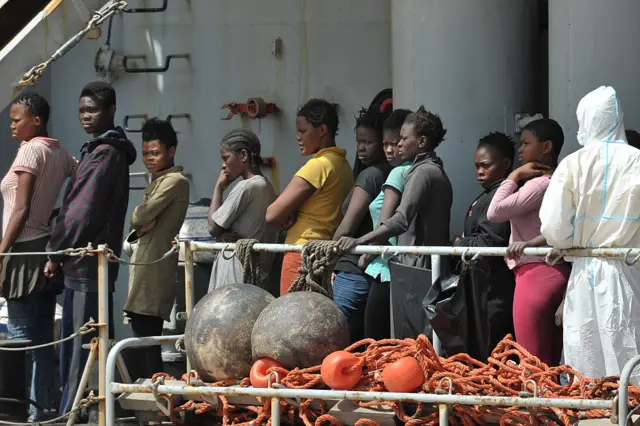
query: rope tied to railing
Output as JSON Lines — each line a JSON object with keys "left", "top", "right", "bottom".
{"left": 0, "top": 319, "right": 99, "bottom": 352}
{"left": 0, "top": 393, "right": 99, "bottom": 425}
{"left": 287, "top": 240, "right": 345, "bottom": 298}
{"left": 235, "top": 239, "right": 262, "bottom": 287}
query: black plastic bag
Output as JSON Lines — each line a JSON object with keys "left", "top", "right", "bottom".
{"left": 423, "top": 273, "right": 466, "bottom": 355}
{"left": 423, "top": 260, "right": 490, "bottom": 359}
{"left": 388, "top": 260, "right": 433, "bottom": 340}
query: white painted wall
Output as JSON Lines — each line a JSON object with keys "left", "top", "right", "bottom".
{"left": 549, "top": 0, "right": 640, "bottom": 155}
{"left": 391, "top": 0, "right": 538, "bottom": 233}
{"left": 46, "top": 0, "right": 391, "bottom": 338}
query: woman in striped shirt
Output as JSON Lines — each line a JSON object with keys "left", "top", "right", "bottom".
{"left": 0, "top": 92, "right": 76, "bottom": 422}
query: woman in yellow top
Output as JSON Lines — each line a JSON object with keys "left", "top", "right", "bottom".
{"left": 266, "top": 99, "right": 353, "bottom": 295}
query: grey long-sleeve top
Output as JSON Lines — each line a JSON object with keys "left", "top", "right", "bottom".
{"left": 382, "top": 151, "right": 453, "bottom": 269}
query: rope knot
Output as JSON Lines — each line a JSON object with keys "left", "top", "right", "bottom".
{"left": 234, "top": 239, "right": 263, "bottom": 287}
{"left": 287, "top": 241, "right": 345, "bottom": 298}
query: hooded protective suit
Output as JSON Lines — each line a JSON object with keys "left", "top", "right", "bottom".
{"left": 540, "top": 86, "right": 640, "bottom": 382}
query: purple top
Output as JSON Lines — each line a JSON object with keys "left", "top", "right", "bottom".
{"left": 487, "top": 175, "right": 550, "bottom": 269}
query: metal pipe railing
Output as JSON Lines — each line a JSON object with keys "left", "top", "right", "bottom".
{"left": 181, "top": 241, "right": 640, "bottom": 359}
{"left": 166, "top": 240, "right": 640, "bottom": 426}
{"left": 187, "top": 241, "right": 640, "bottom": 259}
{"left": 109, "top": 382, "right": 614, "bottom": 411}
{"left": 104, "top": 336, "right": 621, "bottom": 426}
{"left": 618, "top": 355, "right": 640, "bottom": 424}
{"left": 97, "top": 246, "right": 110, "bottom": 426}
{"left": 105, "top": 336, "right": 183, "bottom": 426}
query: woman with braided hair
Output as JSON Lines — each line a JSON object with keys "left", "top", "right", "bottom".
{"left": 208, "top": 129, "right": 278, "bottom": 291}
{"left": 331, "top": 97, "right": 392, "bottom": 342}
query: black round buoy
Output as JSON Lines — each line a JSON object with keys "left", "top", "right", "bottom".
{"left": 251, "top": 292, "right": 349, "bottom": 369}
{"left": 184, "top": 284, "right": 275, "bottom": 381}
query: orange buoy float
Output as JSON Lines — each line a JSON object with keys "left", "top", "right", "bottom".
{"left": 320, "top": 351, "right": 362, "bottom": 390}
{"left": 250, "top": 358, "right": 284, "bottom": 388}
{"left": 381, "top": 356, "right": 424, "bottom": 392}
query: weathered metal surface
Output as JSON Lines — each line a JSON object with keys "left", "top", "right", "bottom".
{"left": 109, "top": 383, "right": 614, "bottom": 411}
{"left": 0, "top": 0, "right": 113, "bottom": 104}
{"left": 106, "top": 336, "right": 184, "bottom": 426}
{"left": 188, "top": 241, "right": 640, "bottom": 260}
{"left": 97, "top": 247, "right": 110, "bottom": 426}
{"left": 328, "top": 401, "right": 396, "bottom": 426}
{"left": 117, "top": 378, "right": 186, "bottom": 412}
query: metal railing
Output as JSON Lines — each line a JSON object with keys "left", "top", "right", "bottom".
{"left": 0, "top": 245, "right": 111, "bottom": 426}
{"left": 180, "top": 241, "right": 640, "bottom": 359}
{"left": 112, "top": 240, "right": 639, "bottom": 426}
{"left": 8, "top": 242, "right": 637, "bottom": 425}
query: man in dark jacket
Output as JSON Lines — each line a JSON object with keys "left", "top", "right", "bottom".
{"left": 45, "top": 81, "right": 137, "bottom": 414}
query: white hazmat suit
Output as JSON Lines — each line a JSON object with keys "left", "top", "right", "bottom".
{"left": 540, "top": 86, "right": 640, "bottom": 383}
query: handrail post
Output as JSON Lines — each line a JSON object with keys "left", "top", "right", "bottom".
{"left": 183, "top": 241, "right": 195, "bottom": 372}
{"left": 97, "top": 245, "right": 110, "bottom": 426}
{"left": 431, "top": 254, "right": 442, "bottom": 355}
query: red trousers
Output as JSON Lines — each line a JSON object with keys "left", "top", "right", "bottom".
{"left": 280, "top": 252, "right": 302, "bottom": 296}
{"left": 513, "top": 262, "right": 570, "bottom": 366}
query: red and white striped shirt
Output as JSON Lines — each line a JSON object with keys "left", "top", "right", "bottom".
{"left": 1, "top": 137, "right": 77, "bottom": 242}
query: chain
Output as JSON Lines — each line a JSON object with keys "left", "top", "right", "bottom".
{"left": 175, "top": 336, "right": 186, "bottom": 354}
{"left": 0, "top": 393, "right": 98, "bottom": 425}
{"left": 104, "top": 239, "right": 180, "bottom": 266}
{"left": 62, "top": 242, "right": 95, "bottom": 258}
{"left": 16, "top": 1, "right": 128, "bottom": 89}
{"left": 0, "top": 320, "right": 98, "bottom": 351}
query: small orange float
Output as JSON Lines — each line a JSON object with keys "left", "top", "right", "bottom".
{"left": 250, "top": 358, "right": 284, "bottom": 388}
{"left": 320, "top": 351, "right": 362, "bottom": 390}
{"left": 381, "top": 356, "right": 424, "bottom": 392}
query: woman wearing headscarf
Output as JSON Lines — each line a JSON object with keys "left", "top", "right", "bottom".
{"left": 540, "top": 86, "right": 640, "bottom": 382}
{"left": 208, "top": 129, "right": 278, "bottom": 290}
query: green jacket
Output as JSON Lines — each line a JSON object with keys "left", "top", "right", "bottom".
{"left": 124, "top": 166, "right": 189, "bottom": 320}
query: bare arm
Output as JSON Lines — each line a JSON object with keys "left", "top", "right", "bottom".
{"left": 355, "top": 187, "right": 402, "bottom": 265}
{"left": 377, "top": 187, "right": 401, "bottom": 226}
{"left": 357, "top": 186, "right": 406, "bottom": 245}
{"left": 487, "top": 163, "right": 549, "bottom": 223}
{"left": 333, "top": 186, "right": 373, "bottom": 240}
{"left": 208, "top": 173, "right": 229, "bottom": 237}
{"left": 0, "top": 172, "right": 36, "bottom": 255}
{"left": 338, "top": 186, "right": 402, "bottom": 253}
{"left": 506, "top": 234, "right": 548, "bottom": 260}
{"left": 266, "top": 177, "right": 316, "bottom": 228}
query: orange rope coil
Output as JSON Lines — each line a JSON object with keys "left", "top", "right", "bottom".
{"left": 152, "top": 334, "right": 640, "bottom": 425}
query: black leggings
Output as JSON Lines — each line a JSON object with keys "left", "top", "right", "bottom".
{"left": 128, "top": 313, "right": 165, "bottom": 381}
{"left": 364, "top": 278, "right": 390, "bottom": 340}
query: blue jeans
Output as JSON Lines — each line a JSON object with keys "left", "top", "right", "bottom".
{"left": 7, "top": 291, "right": 56, "bottom": 422}
{"left": 332, "top": 272, "right": 373, "bottom": 342}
